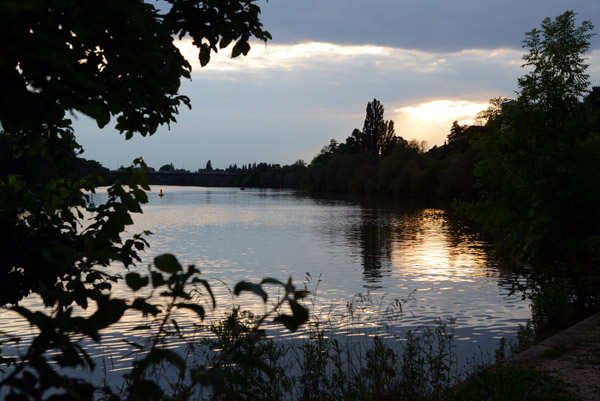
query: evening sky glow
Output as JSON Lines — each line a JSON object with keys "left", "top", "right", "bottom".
{"left": 74, "top": 1, "right": 600, "bottom": 170}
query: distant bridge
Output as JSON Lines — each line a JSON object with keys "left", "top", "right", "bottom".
{"left": 108, "top": 170, "right": 238, "bottom": 185}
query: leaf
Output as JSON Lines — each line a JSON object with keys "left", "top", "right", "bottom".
{"left": 96, "top": 110, "right": 110, "bottom": 129}
{"left": 151, "top": 271, "right": 166, "bottom": 287}
{"left": 294, "top": 290, "right": 310, "bottom": 300}
{"left": 131, "top": 298, "right": 160, "bottom": 317}
{"left": 79, "top": 299, "right": 127, "bottom": 341}
{"left": 175, "top": 303, "right": 205, "bottom": 320}
{"left": 273, "top": 314, "right": 300, "bottom": 332}
{"left": 134, "top": 349, "right": 185, "bottom": 375}
{"left": 8, "top": 175, "right": 18, "bottom": 186}
{"left": 199, "top": 45, "right": 211, "bottom": 67}
{"left": 231, "top": 41, "right": 243, "bottom": 58}
{"left": 219, "top": 36, "right": 232, "bottom": 49}
{"left": 125, "top": 272, "right": 149, "bottom": 291}
{"left": 154, "top": 254, "right": 182, "bottom": 273}
{"left": 260, "top": 277, "right": 283, "bottom": 286}
{"left": 58, "top": 187, "right": 70, "bottom": 199}
{"left": 234, "top": 281, "right": 268, "bottom": 302}
{"left": 192, "top": 277, "right": 216, "bottom": 308}
{"left": 288, "top": 298, "right": 309, "bottom": 324}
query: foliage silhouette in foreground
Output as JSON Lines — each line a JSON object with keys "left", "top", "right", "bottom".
{"left": 0, "top": 0, "right": 311, "bottom": 399}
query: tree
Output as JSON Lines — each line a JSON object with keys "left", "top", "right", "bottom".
{"left": 447, "top": 120, "right": 466, "bottom": 146}
{"left": 160, "top": 163, "right": 176, "bottom": 172}
{"left": 359, "top": 99, "right": 397, "bottom": 157}
{"left": 205, "top": 160, "right": 213, "bottom": 171}
{"left": 518, "top": 11, "right": 594, "bottom": 118}
{"left": 462, "top": 10, "right": 599, "bottom": 331}
{"left": 0, "top": 1, "right": 308, "bottom": 399}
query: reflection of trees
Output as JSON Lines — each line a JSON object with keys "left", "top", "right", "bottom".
{"left": 354, "top": 207, "right": 393, "bottom": 288}
{"left": 294, "top": 193, "right": 395, "bottom": 289}
{"left": 301, "top": 192, "right": 520, "bottom": 292}
{"left": 441, "top": 211, "right": 520, "bottom": 289}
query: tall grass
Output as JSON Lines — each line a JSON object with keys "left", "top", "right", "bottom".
{"left": 129, "top": 278, "right": 464, "bottom": 401}
{"left": 97, "top": 278, "right": 574, "bottom": 401}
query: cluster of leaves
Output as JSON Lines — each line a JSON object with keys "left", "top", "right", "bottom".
{"left": 1, "top": 250, "right": 309, "bottom": 400}
{"left": 0, "top": 156, "right": 151, "bottom": 308}
{"left": 0, "top": 0, "right": 270, "bottom": 139}
{"left": 0, "top": 0, "right": 312, "bottom": 399}
{"left": 459, "top": 10, "right": 600, "bottom": 333}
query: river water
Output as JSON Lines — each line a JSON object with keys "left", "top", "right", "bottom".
{"left": 1, "top": 185, "right": 530, "bottom": 386}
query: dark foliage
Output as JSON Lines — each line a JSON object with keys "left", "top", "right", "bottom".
{"left": 0, "top": 1, "right": 309, "bottom": 399}
{"left": 304, "top": 102, "right": 479, "bottom": 201}
{"left": 459, "top": 10, "right": 600, "bottom": 333}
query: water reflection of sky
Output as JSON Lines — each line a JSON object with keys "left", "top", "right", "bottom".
{"left": 0, "top": 186, "right": 530, "bottom": 379}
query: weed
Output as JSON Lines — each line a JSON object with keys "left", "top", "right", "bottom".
{"left": 576, "top": 351, "right": 600, "bottom": 366}
{"left": 446, "top": 365, "right": 579, "bottom": 401}
{"left": 541, "top": 342, "right": 576, "bottom": 360}
{"left": 90, "top": 281, "right": 548, "bottom": 401}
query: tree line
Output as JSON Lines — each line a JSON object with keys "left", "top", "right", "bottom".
{"left": 104, "top": 100, "right": 481, "bottom": 203}
{"left": 112, "top": 99, "right": 482, "bottom": 200}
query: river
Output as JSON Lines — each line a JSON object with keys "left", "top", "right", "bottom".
{"left": 0, "top": 185, "right": 530, "bottom": 388}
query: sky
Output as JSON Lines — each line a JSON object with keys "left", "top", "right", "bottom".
{"left": 74, "top": 0, "right": 600, "bottom": 171}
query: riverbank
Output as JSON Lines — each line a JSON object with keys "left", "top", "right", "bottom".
{"left": 509, "top": 312, "right": 600, "bottom": 400}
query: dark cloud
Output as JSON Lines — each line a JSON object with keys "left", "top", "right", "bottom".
{"left": 258, "top": 0, "right": 600, "bottom": 51}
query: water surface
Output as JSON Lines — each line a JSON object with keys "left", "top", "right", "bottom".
{"left": 1, "top": 186, "right": 529, "bottom": 377}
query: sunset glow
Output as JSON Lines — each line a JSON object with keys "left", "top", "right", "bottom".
{"left": 396, "top": 100, "right": 490, "bottom": 125}
{"left": 391, "top": 100, "right": 490, "bottom": 148}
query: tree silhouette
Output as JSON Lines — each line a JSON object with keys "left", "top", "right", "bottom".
{"left": 462, "top": 10, "right": 599, "bottom": 331}
{"left": 0, "top": 2, "right": 308, "bottom": 399}
{"left": 358, "top": 99, "right": 397, "bottom": 157}
{"left": 159, "top": 163, "right": 175, "bottom": 172}
{"left": 447, "top": 120, "right": 466, "bottom": 146}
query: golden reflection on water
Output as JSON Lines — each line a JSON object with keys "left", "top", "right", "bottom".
{"left": 1, "top": 187, "right": 529, "bottom": 375}
{"left": 392, "top": 209, "right": 491, "bottom": 283}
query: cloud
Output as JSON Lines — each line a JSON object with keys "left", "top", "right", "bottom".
{"left": 177, "top": 39, "right": 525, "bottom": 74}
{"left": 77, "top": 28, "right": 598, "bottom": 170}
{"left": 174, "top": 39, "right": 522, "bottom": 140}
{"left": 176, "top": 40, "right": 446, "bottom": 74}
{"left": 77, "top": 40, "right": 527, "bottom": 168}
{"left": 256, "top": 0, "right": 600, "bottom": 52}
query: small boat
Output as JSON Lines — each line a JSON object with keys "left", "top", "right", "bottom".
{"left": 240, "top": 186, "right": 246, "bottom": 191}
{"left": 159, "top": 189, "right": 164, "bottom": 197}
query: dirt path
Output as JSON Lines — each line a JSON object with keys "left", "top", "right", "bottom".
{"left": 509, "top": 312, "right": 600, "bottom": 401}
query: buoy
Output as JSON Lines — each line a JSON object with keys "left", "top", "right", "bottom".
{"left": 86, "top": 194, "right": 98, "bottom": 212}
{"left": 159, "top": 189, "right": 164, "bottom": 197}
